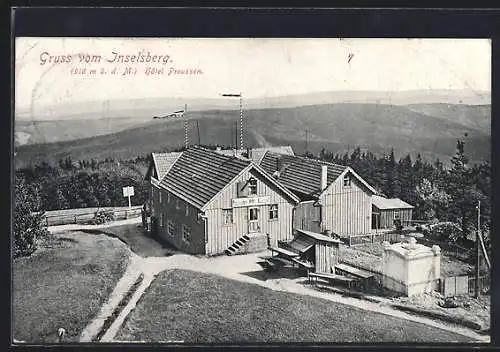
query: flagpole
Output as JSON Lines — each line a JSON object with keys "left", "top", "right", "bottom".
{"left": 240, "top": 92, "right": 243, "bottom": 150}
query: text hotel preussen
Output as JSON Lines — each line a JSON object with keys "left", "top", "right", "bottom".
{"left": 39, "top": 51, "right": 204, "bottom": 77}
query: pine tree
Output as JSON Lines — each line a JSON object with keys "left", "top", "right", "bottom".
{"left": 445, "top": 139, "right": 478, "bottom": 240}
{"left": 383, "top": 148, "right": 397, "bottom": 197}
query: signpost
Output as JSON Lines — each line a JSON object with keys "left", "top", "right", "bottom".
{"left": 123, "top": 186, "right": 135, "bottom": 210}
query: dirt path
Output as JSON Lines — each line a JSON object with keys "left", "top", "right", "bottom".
{"left": 89, "top": 250, "right": 489, "bottom": 343}
{"left": 79, "top": 251, "right": 143, "bottom": 342}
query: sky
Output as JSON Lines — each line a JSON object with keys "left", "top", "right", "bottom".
{"left": 15, "top": 38, "right": 491, "bottom": 113}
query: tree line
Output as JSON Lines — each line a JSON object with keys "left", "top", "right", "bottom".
{"left": 14, "top": 141, "right": 489, "bottom": 258}
{"left": 313, "top": 139, "right": 490, "bottom": 244}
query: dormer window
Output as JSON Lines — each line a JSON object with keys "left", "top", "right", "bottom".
{"left": 249, "top": 178, "right": 258, "bottom": 195}
{"left": 343, "top": 175, "right": 351, "bottom": 187}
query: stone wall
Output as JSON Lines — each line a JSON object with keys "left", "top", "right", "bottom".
{"left": 241, "top": 233, "right": 268, "bottom": 254}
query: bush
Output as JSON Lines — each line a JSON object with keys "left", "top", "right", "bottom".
{"left": 89, "top": 210, "right": 115, "bottom": 225}
{"left": 428, "top": 222, "right": 462, "bottom": 243}
{"left": 14, "top": 176, "right": 50, "bottom": 259}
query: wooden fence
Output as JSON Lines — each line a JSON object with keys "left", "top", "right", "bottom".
{"left": 467, "top": 275, "right": 490, "bottom": 295}
{"left": 343, "top": 231, "right": 403, "bottom": 247}
{"left": 418, "top": 237, "right": 472, "bottom": 262}
{"left": 42, "top": 206, "right": 143, "bottom": 227}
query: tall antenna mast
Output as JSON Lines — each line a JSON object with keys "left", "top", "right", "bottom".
{"left": 220, "top": 93, "right": 243, "bottom": 149}
{"left": 184, "top": 104, "right": 188, "bottom": 149}
{"left": 235, "top": 120, "right": 238, "bottom": 148}
{"left": 239, "top": 92, "right": 243, "bottom": 150}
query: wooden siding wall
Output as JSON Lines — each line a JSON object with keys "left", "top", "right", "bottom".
{"left": 320, "top": 172, "right": 372, "bottom": 236}
{"left": 374, "top": 207, "right": 413, "bottom": 229}
{"left": 204, "top": 168, "right": 295, "bottom": 256}
{"left": 294, "top": 201, "right": 321, "bottom": 233}
{"left": 314, "top": 242, "right": 339, "bottom": 274}
{"left": 153, "top": 185, "right": 206, "bottom": 254}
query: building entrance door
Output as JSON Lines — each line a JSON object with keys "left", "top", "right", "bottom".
{"left": 248, "top": 207, "right": 260, "bottom": 233}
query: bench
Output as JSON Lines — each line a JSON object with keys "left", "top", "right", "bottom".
{"left": 291, "top": 257, "right": 314, "bottom": 270}
{"left": 263, "top": 259, "right": 278, "bottom": 272}
{"left": 334, "top": 263, "right": 375, "bottom": 290}
{"left": 334, "top": 264, "right": 374, "bottom": 280}
{"left": 269, "top": 256, "right": 292, "bottom": 267}
{"left": 308, "top": 272, "right": 357, "bottom": 289}
{"left": 269, "top": 246, "right": 300, "bottom": 258}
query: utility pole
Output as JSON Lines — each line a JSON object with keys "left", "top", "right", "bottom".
{"left": 196, "top": 120, "right": 201, "bottom": 145}
{"left": 475, "top": 200, "right": 481, "bottom": 298}
{"left": 305, "top": 130, "right": 308, "bottom": 153}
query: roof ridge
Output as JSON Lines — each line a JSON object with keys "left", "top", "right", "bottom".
{"left": 266, "top": 151, "right": 345, "bottom": 169}
{"left": 187, "top": 146, "right": 252, "bottom": 165}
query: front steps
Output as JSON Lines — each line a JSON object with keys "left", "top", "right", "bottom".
{"left": 225, "top": 235, "right": 251, "bottom": 256}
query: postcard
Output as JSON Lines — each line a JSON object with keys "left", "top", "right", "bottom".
{"left": 13, "top": 37, "right": 491, "bottom": 344}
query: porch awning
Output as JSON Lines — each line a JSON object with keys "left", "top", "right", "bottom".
{"left": 288, "top": 234, "right": 316, "bottom": 254}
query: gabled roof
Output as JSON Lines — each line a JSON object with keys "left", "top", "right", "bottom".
{"left": 372, "top": 195, "right": 414, "bottom": 210}
{"left": 214, "top": 145, "right": 295, "bottom": 164}
{"left": 259, "top": 152, "right": 348, "bottom": 200}
{"left": 249, "top": 146, "right": 295, "bottom": 164}
{"left": 158, "top": 147, "right": 299, "bottom": 211}
{"left": 146, "top": 151, "right": 183, "bottom": 181}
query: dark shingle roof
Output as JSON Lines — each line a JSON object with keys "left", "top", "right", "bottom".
{"left": 259, "top": 152, "right": 347, "bottom": 200}
{"left": 214, "top": 146, "right": 295, "bottom": 164}
{"left": 152, "top": 152, "right": 183, "bottom": 180}
{"left": 159, "top": 147, "right": 251, "bottom": 210}
{"left": 249, "top": 146, "right": 295, "bottom": 163}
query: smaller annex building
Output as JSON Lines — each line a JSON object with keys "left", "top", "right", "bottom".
{"left": 259, "top": 152, "right": 377, "bottom": 237}
{"left": 372, "top": 195, "right": 414, "bottom": 230}
{"left": 145, "top": 146, "right": 300, "bottom": 256}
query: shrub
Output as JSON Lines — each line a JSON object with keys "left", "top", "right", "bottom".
{"left": 429, "top": 222, "right": 462, "bottom": 243}
{"left": 14, "top": 177, "right": 50, "bottom": 258}
{"left": 89, "top": 210, "right": 115, "bottom": 225}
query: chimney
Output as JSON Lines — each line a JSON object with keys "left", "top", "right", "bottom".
{"left": 273, "top": 157, "right": 281, "bottom": 179}
{"left": 216, "top": 146, "right": 222, "bottom": 151}
{"left": 246, "top": 147, "right": 251, "bottom": 159}
{"left": 321, "top": 165, "right": 328, "bottom": 191}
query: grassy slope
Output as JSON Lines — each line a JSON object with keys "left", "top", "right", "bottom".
{"left": 15, "top": 103, "right": 490, "bottom": 168}
{"left": 116, "top": 269, "right": 470, "bottom": 343}
{"left": 12, "top": 231, "right": 131, "bottom": 343}
{"left": 83, "top": 224, "right": 177, "bottom": 257}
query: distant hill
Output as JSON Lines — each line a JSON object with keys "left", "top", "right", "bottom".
{"left": 15, "top": 103, "right": 490, "bottom": 169}
{"left": 15, "top": 117, "right": 150, "bottom": 146}
{"left": 15, "top": 89, "right": 490, "bottom": 121}
{"left": 406, "top": 103, "right": 491, "bottom": 133}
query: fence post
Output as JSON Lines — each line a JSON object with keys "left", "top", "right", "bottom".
{"left": 46, "top": 217, "right": 49, "bottom": 227}
{"left": 74, "top": 215, "right": 77, "bottom": 224}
